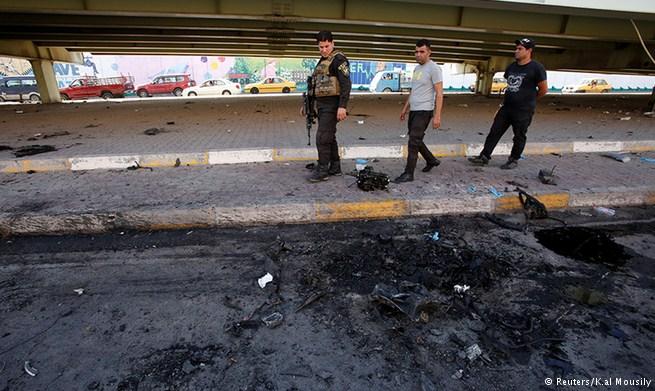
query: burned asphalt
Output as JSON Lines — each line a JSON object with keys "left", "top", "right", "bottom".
{"left": 1, "top": 211, "right": 654, "bottom": 390}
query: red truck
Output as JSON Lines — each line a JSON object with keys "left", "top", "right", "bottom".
{"left": 59, "top": 76, "right": 135, "bottom": 100}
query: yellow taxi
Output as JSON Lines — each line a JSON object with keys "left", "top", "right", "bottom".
{"left": 491, "top": 77, "right": 508, "bottom": 94}
{"left": 468, "top": 77, "right": 508, "bottom": 94}
{"left": 244, "top": 77, "right": 296, "bottom": 94}
{"left": 562, "top": 78, "right": 612, "bottom": 93}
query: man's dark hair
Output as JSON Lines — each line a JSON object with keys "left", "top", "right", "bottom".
{"left": 415, "top": 39, "right": 431, "bottom": 49}
{"left": 316, "top": 31, "right": 334, "bottom": 42}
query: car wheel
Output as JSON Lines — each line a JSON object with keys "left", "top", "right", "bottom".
{"left": 222, "top": 90, "right": 231, "bottom": 95}
{"left": 28, "top": 94, "right": 41, "bottom": 103}
{"left": 101, "top": 91, "right": 113, "bottom": 99}
{"left": 0, "top": 96, "right": 5, "bottom": 102}
{"left": 173, "top": 88, "right": 183, "bottom": 96}
{"left": 282, "top": 87, "right": 290, "bottom": 93}
{"left": 250, "top": 87, "right": 259, "bottom": 94}
{"left": 601, "top": 89, "right": 609, "bottom": 93}
{"left": 500, "top": 88, "right": 507, "bottom": 94}
{"left": 382, "top": 87, "right": 392, "bottom": 93}
{"left": 60, "top": 94, "right": 70, "bottom": 101}
{"left": 137, "top": 89, "right": 149, "bottom": 98}
{"left": 188, "top": 92, "right": 197, "bottom": 96}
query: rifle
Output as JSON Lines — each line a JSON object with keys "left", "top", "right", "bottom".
{"left": 302, "top": 76, "right": 316, "bottom": 146}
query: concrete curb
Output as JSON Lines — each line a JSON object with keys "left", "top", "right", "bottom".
{"left": 2, "top": 187, "right": 653, "bottom": 236}
{"left": 2, "top": 140, "right": 655, "bottom": 174}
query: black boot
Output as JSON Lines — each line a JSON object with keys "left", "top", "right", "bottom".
{"left": 308, "top": 164, "right": 329, "bottom": 182}
{"left": 328, "top": 160, "right": 342, "bottom": 176}
{"left": 392, "top": 172, "right": 414, "bottom": 183}
{"left": 422, "top": 159, "right": 441, "bottom": 172}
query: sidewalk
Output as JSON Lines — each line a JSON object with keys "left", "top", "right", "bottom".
{"left": 1, "top": 94, "right": 654, "bottom": 173}
{"left": 2, "top": 152, "right": 654, "bottom": 235}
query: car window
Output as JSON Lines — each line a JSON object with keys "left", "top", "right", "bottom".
{"left": 201, "top": 81, "right": 212, "bottom": 87}
{"left": 70, "top": 80, "right": 82, "bottom": 87}
{"left": 154, "top": 78, "right": 162, "bottom": 84}
{"left": 6, "top": 79, "right": 21, "bottom": 87}
{"left": 176, "top": 76, "right": 185, "bottom": 82}
{"left": 274, "top": 78, "right": 283, "bottom": 83}
{"left": 215, "top": 80, "right": 225, "bottom": 86}
{"left": 22, "top": 79, "right": 37, "bottom": 86}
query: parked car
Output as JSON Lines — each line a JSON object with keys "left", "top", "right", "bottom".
{"left": 369, "top": 70, "right": 411, "bottom": 92}
{"left": 0, "top": 76, "right": 40, "bottom": 103}
{"left": 244, "top": 77, "right": 296, "bottom": 94}
{"left": 562, "top": 78, "right": 612, "bottom": 93}
{"left": 182, "top": 79, "right": 241, "bottom": 96}
{"left": 469, "top": 77, "right": 508, "bottom": 94}
{"left": 136, "top": 74, "right": 196, "bottom": 97}
{"left": 59, "top": 76, "right": 134, "bottom": 100}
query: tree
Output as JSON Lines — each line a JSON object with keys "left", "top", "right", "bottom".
{"left": 301, "top": 58, "right": 317, "bottom": 71}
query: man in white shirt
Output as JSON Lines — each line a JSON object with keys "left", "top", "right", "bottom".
{"left": 393, "top": 39, "right": 444, "bottom": 184}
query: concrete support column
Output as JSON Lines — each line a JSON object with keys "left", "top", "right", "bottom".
{"left": 478, "top": 71, "right": 495, "bottom": 96}
{"left": 647, "top": 85, "right": 655, "bottom": 112}
{"left": 30, "top": 59, "right": 61, "bottom": 104}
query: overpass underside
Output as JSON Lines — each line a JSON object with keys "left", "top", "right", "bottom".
{"left": 0, "top": 0, "right": 654, "bottom": 101}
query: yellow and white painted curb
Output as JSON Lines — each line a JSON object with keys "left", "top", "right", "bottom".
{"left": 2, "top": 139, "right": 654, "bottom": 174}
{"left": 2, "top": 187, "right": 654, "bottom": 236}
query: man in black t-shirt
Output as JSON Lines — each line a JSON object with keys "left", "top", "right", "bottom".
{"left": 469, "top": 37, "right": 548, "bottom": 169}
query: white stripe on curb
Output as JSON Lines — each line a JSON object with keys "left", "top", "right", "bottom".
{"left": 71, "top": 155, "right": 142, "bottom": 171}
{"left": 572, "top": 141, "right": 624, "bottom": 153}
{"left": 341, "top": 145, "right": 403, "bottom": 159}
{"left": 208, "top": 149, "right": 273, "bottom": 164}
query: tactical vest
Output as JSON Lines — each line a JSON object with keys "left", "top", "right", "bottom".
{"left": 311, "top": 50, "right": 344, "bottom": 97}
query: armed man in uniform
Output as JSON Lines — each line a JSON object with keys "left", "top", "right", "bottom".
{"left": 305, "top": 30, "right": 352, "bottom": 182}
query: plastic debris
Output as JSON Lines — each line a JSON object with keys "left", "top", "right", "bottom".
{"left": 640, "top": 157, "right": 655, "bottom": 164}
{"left": 73, "top": 288, "right": 84, "bottom": 296}
{"left": 488, "top": 186, "right": 503, "bottom": 198}
{"left": 257, "top": 273, "right": 273, "bottom": 288}
{"left": 15, "top": 110, "right": 24, "bottom": 114}
{"left": 357, "top": 120, "right": 365, "bottom": 124}
{"left": 24, "top": 361, "right": 38, "bottom": 377}
{"left": 261, "top": 312, "right": 284, "bottom": 328}
{"left": 467, "top": 185, "right": 476, "bottom": 194}
{"left": 429, "top": 231, "right": 440, "bottom": 241}
{"left": 400, "top": 134, "right": 407, "bottom": 138}
{"left": 370, "top": 281, "right": 443, "bottom": 321}
{"left": 602, "top": 152, "right": 631, "bottom": 162}
{"left": 538, "top": 166, "right": 558, "bottom": 185}
{"left": 465, "top": 344, "right": 482, "bottom": 361}
{"left": 619, "top": 117, "right": 631, "bottom": 121}
{"left": 355, "top": 159, "right": 368, "bottom": 171}
{"left": 594, "top": 207, "right": 616, "bottom": 217}
{"left": 453, "top": 284, "right": 470, "bottom": 294}
{"left": 451, "top": 369, "right": 463, "bottom": 380}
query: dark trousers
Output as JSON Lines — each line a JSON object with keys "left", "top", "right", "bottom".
{"left": 405, "top": 110, "right": 438, "bottom": 174}
{"left": 480, "top": 106, "right": 534, "bottom": 161}
{"left": 316, "top": 106, "right": 339, "bottom": 166}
